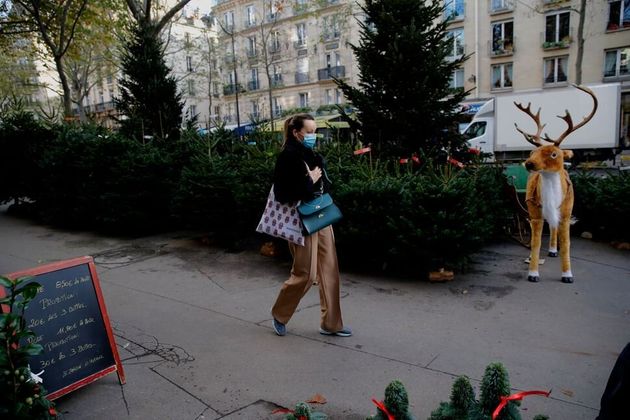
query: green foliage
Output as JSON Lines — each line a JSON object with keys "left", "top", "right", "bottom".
{"left": 35, "top": 124, "right": 178, "bottom": 233}
{"left": 532, "top": 416, "right": 549, "bottom": 420}
{"left": 116, "top": 22, "right": 184, "bottom": 142}
{"left": 369, "top": 380, "right": 414, "bottom": 420}
{"left": 336, "top": 0, "right": 470, "bottom": 159}
{"left": 429, "top": 376, "right": 481, "bottom": 420}
{"left": 0, "top": 275, "right": 57, "bottom": 419}
{"left": 331, "top": 158, "right": 511, "bottom": 273}
{"left": 572, "top": 171, "right": 630, "bottom": 241}
{"left": 0, "top": 111, "right": 54, "bottom": 205}
{"left": 285, "top": 402, "right": 328, "bottom": 420}
{"left": 479, "top": 363, "right": 520, "bottom": 420}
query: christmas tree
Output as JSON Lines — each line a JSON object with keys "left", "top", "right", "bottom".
{"left": 116, "top": 23, "right": 184, "bottom": 142}
{"left": 336, "top": 0, "right": 470, "bottom": 159}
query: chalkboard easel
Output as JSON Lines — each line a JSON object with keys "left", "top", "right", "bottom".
{"left": 5, "top": 256, "right": 125, "bottom": 400}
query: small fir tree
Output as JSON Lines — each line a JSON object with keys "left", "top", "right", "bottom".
{"left": 336, "top": 0, "right": 470, "bottom": 159}
{"left": 369, "top": 380, "right": 415, "bottom": 420}
{"left": 115, "top": 22, "right": 184, "bottom": 142}
{"left": 479, "top": 363, "right": 521, "bottom": 420}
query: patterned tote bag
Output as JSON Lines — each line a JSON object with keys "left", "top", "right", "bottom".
{"left": 256, "top": 186, "right": 305, "bottom": 246}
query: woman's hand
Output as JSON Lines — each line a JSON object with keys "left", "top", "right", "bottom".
{"left": 307, "top": 166, "right": 322, "bottom": 183}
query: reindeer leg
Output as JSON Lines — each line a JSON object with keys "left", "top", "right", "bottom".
{"left": 559, "top": 218, "right": 573, "bottom": 283}
{"left": 548, "top": 226, "right": 558, "bottom": 257}
{"left": 528, "top": 218, "right": 544, "bottom": 282}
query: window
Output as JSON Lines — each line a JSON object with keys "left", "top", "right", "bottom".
{"left": 185, "top": 32, "right": 191, "bottom": 46}
{"left": 186, "top": 56, "right": 193, "bottom": 72}
{"left": 273, "top": 97, "right": 283, "bottom": 117}
{"left": 325, "top": 89, "right": 333, "bottom": 105}
{"left": 491, "top": 0, "right": 513, "bottom": 12}
{"left": 325, "top": 52, "right": 341, "bottom": 67}
{"left": 187, "top": 79, "right": 196, "bottom": 95}
{"left": 491, "top": 21, "right": 513, "bottom": 55}
{"left": 213, "top": 105, "right": 220, "bottom": 118}
{"left": 323, "top": 15, "right": 341, "bottom": 40}
{"left": 248, "top": 36, "right": 257, "bottom": 56}
{"left": 545, "top": 12, "right": 570, "bottom": 44}
{"left": 450, "top": 68, "right": 464, "bottom": 90}
{"left": 464, "top": 121, "right": 486, "bottom": 138}
{"left": 250, "top": 68, "right": 259, "bottom": 90}
{"left": 491, "top": 63, "right": 513, "bottom": 89}
{"left": 188, "top": 104, "right": 197, "bottom": 117}
{"left": 608, "top": 0, "right": 630, "bottom": 30}
{"left": 296, "top": 23, "right": 306, "bottom": 46}
{"left": 604, "top": 47, "right": 630, "bottom": 77}
{"left": 447, "top": 28, "right": 465, "bottom": 57}
{"left": 224, "top": 11, "right": 234, "bottom": 29}
{"left": 273, "top": 64, "right": 282, "bottom": 83}
{"left": 213, "top": 82, "right": 220, "bottom": 95}
{"left": 246, "top": 5, "right": 256, "bottom": 26}
{"left": 270, "top": 31, "right": 281, "bottom": 52}
{"left": 299, "top": 92, "right": 309, "bottom": 108}
{"left": 445, "top": 0, "right": 465, "bottom": 20}
{"left": 544, "top": 56, "right": 568, "bottom": 84}
{"left": 335, "top": 88, "right": 342, "bottom": 104}
{"left": 251, "top": 100, "right": 259, "bottom": 118}
{"left": 227, "top": 70, "right": 235, "bottom": 85}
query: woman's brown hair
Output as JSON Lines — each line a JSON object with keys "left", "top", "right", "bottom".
{"left": 283, "top": 113, "right": 314, "bottom": 148}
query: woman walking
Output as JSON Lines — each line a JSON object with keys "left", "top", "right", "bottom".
{"left": 270, "top": 113, "right": 351, "bottom": 337}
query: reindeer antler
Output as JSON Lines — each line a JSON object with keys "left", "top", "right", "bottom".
{"left": 513, "top": 102, "right": 546, "bottom": 147}
{"left": 542, "top": 84, "right": 598, "bottom": 146}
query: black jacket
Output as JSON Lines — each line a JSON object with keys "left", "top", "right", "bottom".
{"left": 273, "top": 138, "right": 330, "bottom": 204}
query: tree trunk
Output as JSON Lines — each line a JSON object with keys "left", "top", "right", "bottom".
{"left": 575, "top": 0, "right": 586, "bottom": 85}
{"left": 54, "top": 55, "right": 73, "bottom": 118}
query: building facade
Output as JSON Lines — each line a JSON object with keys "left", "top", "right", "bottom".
{"left": 445, "top": 0, "right": 629, "bottom": 143}
{"left": 210, "top": 0, "right": 628, "bottom": 143}
{"left": 211, "top": 0, "right": 361, "bottom": 126}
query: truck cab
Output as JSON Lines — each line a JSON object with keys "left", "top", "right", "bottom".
{"left": 463, "top": 99, "right": 494, "bottom": 157}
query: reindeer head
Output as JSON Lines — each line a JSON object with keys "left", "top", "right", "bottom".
{"left": 514, "top": 85, "right": 598, "bottom": 173}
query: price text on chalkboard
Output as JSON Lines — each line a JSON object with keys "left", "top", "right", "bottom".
{"left": 5, "top": 256, "right": 125, "bottom": 400}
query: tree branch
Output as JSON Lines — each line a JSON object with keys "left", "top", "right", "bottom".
{"left": 155, "top": 0, "right": 191, "bottom": 33}
{"left": 125, "top": 0, "right": 143, "bottom": 22}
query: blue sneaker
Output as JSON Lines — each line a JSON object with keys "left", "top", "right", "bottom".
{"left": 272, "top": 318, "right": 286, "bottom": 336}
{"left": 319, "top": 326, "right": 352, "bottom": 337}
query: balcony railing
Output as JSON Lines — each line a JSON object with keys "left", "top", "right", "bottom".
{"left": 295, "top": 72, "right": 310, "bottom": 84}
{"left": 318, "top": 65, "right": 345, "bottom": 80}
{"left": 293, "top": 40, "right": 307, "bottom": 49}
{"left": 247, "top": 80, "right": 260, "bottom": 91}
{"left": 223, "top": 83, "right": 244, "bottom": 95}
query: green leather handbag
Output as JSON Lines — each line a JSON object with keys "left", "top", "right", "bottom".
{"left": 297, "top": 193, "right": 343, "bottom": 235}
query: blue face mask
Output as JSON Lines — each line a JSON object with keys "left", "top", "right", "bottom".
{"left": 302, "top": 133, "right": 317, "bottom": 149}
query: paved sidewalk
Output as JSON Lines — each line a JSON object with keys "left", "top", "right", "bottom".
{"left": 1, "top": 207, "right": 629, "bottom": 419}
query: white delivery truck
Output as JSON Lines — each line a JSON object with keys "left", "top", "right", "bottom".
{"left": 463, "top": 83, "right": 622, "bottom": 162}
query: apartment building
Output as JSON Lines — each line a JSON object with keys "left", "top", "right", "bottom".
{"left": 211, "top": 0, "right": 628, "bottom": 143}
{"left": 164, "top": 10, "right": 220, "bottom": 126}
{"left": 445, "top": 0, "right": 629, "bottom": 142}
{"left": 211, "top": 0, "right": 361, "bottom": 125}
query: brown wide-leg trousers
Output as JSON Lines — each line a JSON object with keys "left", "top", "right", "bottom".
{"left": 271, "top": 225, "right": 344, "bottom": 332}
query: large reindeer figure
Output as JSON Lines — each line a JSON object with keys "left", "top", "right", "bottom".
{"left": 514, "top": 85, "right": 598, "bottom": 283}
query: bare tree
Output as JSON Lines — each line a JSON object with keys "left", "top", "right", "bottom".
{"left": 10, "top": 0, "right": 90, "bottom": 117}
{"left": 124, "top": 0, "right": 192, "bottom": 36}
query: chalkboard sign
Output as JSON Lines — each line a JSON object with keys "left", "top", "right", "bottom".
{"left": 4, "top": 256, "right": 125, "bottom": 400}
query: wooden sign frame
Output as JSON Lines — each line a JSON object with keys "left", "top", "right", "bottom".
{"left": 4, "top": 256, "right": 125, "bottom": 400}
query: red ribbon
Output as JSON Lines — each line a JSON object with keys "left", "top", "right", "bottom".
{"left": 448, "top": 157, "right": 465, "bottom": 168}
{"left": 492, "top": 390, "right": 551, "bottom": 420}
{"left": 371, "top": 398, "right": 395, "bottom": 420}
{"left": 354, "top": 147, "right": 372, "bottom": 155}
